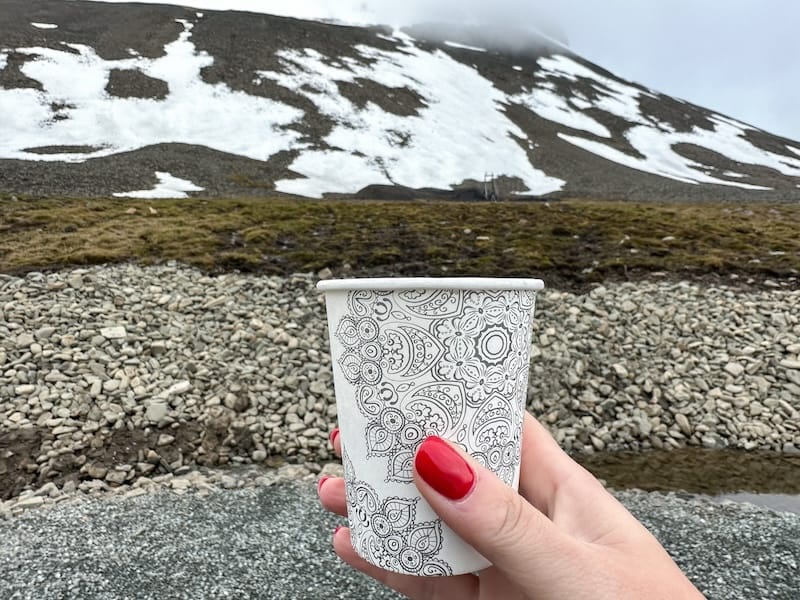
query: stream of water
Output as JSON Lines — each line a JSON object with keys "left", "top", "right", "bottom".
{"left": 574, "top": 449, "right": 800, "bottom": 514}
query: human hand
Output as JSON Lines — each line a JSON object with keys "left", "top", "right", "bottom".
{"left": 318, "top": 412, "right": 704, "bottom": 599}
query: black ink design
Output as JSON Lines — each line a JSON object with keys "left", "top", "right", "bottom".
{"left": 335, "top": 289, "right": 535, "bottom": 485}
{"left": 343, "top": 450, "right": 454, "bottom": 576}
{"left": 335, "top": 288, "right": 536, "bottom": 573}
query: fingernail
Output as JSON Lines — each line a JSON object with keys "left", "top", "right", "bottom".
{"left": 415, "top": 436, "right": 475, "bottom": 500}
{"left": 317, "top": 475, "right": 330, "bottom": 493}
{"left": 329, "top": 428, "right": 340, "bottom": 446}
{"left": 333, "top": 525, "right": 343, "bottom": 537}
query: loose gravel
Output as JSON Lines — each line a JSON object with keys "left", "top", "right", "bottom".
{"left": 1, "top": 263, "right": 799, "bottom": 506}
{"left": 0, "top": 476, "right": 797, "bottom": 600}
{"left": 0, "top": 475, "right": 400, "bottom": 600}
{"left": 618, "top": 490, "right": 799, "bottom": 600}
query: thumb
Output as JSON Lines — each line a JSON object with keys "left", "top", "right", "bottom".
{"left": 414, "top": 436, "right": 579, "bottom": 588}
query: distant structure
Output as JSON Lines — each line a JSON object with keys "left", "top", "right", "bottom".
{"left": 483, "top": 172, "right": 500, "bottom": 201}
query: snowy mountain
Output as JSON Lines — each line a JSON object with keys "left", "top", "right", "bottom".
{"left": 1, "top": 0, "right": 799, "bottom": 200}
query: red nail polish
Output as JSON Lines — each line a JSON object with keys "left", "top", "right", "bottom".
{"left": 329, "top": 428, "right": 340, "bottom": 446}
{"left": 317, "top": 475, "right": 330, "bottom": 493}
{"left": 415, "top": 436, "right": 475, "bottom": 500}
{"left": 333, "top": 525, "right": 343, "bottom": 536}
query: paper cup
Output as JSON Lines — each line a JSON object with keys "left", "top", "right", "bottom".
{"left": 317, "top": 277, "right": 543, "bottom": 576}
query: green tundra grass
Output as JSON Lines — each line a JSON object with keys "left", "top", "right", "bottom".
{"left": 1, "top": 197, "right": 798, "bottom": 287}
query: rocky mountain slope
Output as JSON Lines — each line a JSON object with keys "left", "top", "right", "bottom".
{"left": 1, "top": 0, "right": 799, "bottom": 200}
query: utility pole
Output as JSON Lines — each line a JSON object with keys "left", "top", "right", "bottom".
{"left": 484, "top": 172, "right": 498, "bottom": 201}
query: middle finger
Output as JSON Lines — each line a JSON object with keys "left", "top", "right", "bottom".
{"left": 318, "top": 475, "right": 348, "bottom": 517}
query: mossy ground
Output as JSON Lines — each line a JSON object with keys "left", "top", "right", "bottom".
{"left": 1, "top": 197, "right": 798, "bottom": 287}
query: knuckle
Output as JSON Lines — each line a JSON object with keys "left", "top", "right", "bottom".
{"left": 492, "top": 493, "right": 531, "bottom": 547}
{"left": 418, "top": 579, "right": 442, "bottom": 600}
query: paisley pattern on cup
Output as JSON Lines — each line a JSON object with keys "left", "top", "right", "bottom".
{"left": 333, "top": 288, "right": 536, "bottom": 574}
{"left": 343, "top": 450, "right": 453, "bottom": 576}
{"left": 336, "top": 289, "right": 534, "bottom": 484}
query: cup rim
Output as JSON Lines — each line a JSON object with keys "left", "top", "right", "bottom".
{"left": 317, "top": 277, "right": 544, "bottom": 291}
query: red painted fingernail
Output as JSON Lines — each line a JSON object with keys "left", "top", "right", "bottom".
{"left": 333, "top": 525, "right": 343, "bottom": 536}
{"left": 317, "top": 475, "right": 330, "bottom": 493}
{"left": 415, "top": 436, "right": 475, "bottom": 500}
{"left": 329, "top": 428, "right": 340, "bottom": 446}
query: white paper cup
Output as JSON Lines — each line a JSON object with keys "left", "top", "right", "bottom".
{"left": 318, "top": 277, "right": 543, "bottom": 576}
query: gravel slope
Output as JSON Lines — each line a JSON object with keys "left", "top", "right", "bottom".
{"left": 1, "top": 264, "right": 799, "bottom": 503}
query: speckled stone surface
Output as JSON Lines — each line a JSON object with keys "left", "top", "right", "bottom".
{"left": 1, "top": 483, "right": 797, "bottom": 600}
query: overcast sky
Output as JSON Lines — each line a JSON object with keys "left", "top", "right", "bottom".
{"left": 92, "top": 1, "right": 800, "bottom": 142}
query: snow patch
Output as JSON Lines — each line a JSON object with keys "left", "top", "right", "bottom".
{"left": 560, "top": 127, "right": 777, "bottom": 190}
{"left": 710, "top": 113, "right": 752, "bottom": 131}
{"left": 512, "top": 65, "right": 522, "bottom": 71}
{"left": 511, "top": 54, "right": 650, "bottom": 138}
{"left": 570, "top": 97, "right": 592, "bottom": 110}
{"left": 532, "top": 55, "right": 800, "bottom": 189}
{"left": 31, "top": 22, "right": 58, "bottom": 29}
{"left": 0, "top": 53, "right": 7, "bottom": 71}
{"left": 0, "top": 20, "right": 302, "bottom": 162}
{"left": 511, "top": 88, "right": 610, "bottom": 138}
{"left": 113, "top": 171, "right": 204, "bottom": 198}
{"left": 443, "top": 41, "right": 487, "bottom": 53}
{"left": 257, "top": 42, "right": 564, "bottom": 197}
{"left": 537, "top": 55, "right": 655, "bottom": 126}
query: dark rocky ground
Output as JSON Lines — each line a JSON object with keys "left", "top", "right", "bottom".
{"left": 6, "top": 142, "right": 798, "bottom": 202}
{"left": 1, "top": 0, "right": 799, "bottom": 201}
{"left": 0, "top": 483, "right": 797, "bottom": 600}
